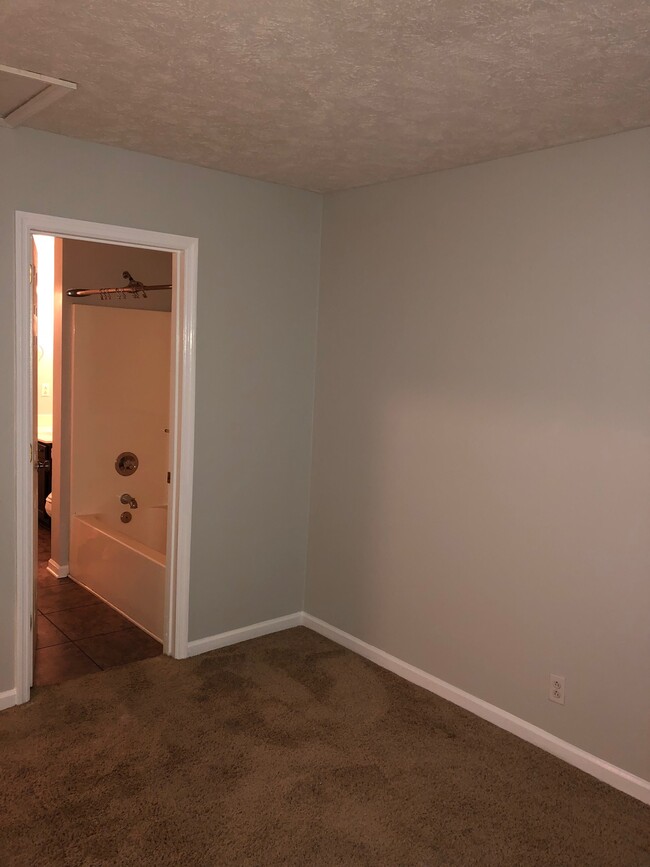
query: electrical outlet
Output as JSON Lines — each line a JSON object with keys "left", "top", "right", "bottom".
{"left": 549, "top": 674, "right": 565, "bottom": 705}
{"left": 41, "top": 383, "right": 50, "bottom": 397}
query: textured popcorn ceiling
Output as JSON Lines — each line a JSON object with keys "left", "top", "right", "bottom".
{"left": 1, "top": 1, "right": 649, "bottom": 191}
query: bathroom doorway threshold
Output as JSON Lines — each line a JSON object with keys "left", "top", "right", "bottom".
{"left": 14, "top": 212, "right": 198, "bottom": 704}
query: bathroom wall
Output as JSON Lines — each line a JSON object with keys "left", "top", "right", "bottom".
{"left": 50, "top": 241, "right": 173, "bottom": 574}
{"left": 64, "top": 240, "right": 173, "bottom": 312}
{"left": 70, "top": 305, "right": 171, "bottom": 528}
{"left": 34, "top": 235, "right": 55, "bottom": 436}
{"left": 0, "top": 128, "right": 322, "bottom": 695}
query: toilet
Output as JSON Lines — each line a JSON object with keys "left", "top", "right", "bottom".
{"left": 45, "top": 491, "right": 53, "bottom": 517}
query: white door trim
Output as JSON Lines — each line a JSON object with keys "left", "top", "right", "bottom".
{"left": 14, "top": 212, "right": 198, "bottom": 703}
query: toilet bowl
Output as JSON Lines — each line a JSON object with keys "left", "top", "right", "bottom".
{"left": 45, "top": 492, "right": 53, "bottom": 517}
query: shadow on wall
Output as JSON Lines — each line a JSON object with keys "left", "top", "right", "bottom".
{"left": 307, "top": 147, "right": 650, "bottom": 781}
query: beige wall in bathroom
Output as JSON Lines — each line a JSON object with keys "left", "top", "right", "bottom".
{"left": 70, "top": 306, "right": 171, "bottom": 529}
{"left": 64, "top": 239, "right": 173, "bottom": 312}
{"left": 0, "top": 128, "right": 322, "bottom": 695}
{"left": 35, "top": 235, "right": 55, "bottom": 426}
{"left": 50, "top": 241, "right": 173, "bottom": 573}
{"left": 306, "top": 128, "right": 650, "bottom": 781}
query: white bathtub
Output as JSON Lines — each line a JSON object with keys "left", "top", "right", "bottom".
{"left": 69, "top": 506, "right": 167, "bottom": 641}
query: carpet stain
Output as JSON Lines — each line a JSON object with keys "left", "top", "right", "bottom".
{"left": 0, "top": 627, "right": 648, "bottom": 867}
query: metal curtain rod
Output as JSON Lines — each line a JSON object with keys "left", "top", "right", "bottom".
{"left": 66, "top": 271, "right": 172, "bottom": 299}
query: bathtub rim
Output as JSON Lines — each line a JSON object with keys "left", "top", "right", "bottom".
{"left": 73, "top": 510, "right": 167, "bottom": 565}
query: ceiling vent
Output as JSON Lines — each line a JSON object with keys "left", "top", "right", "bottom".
{"left": 0, "top": 64, "right": 76, "bottom": 128}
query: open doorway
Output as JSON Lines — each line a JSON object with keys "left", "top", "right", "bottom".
{"left": 34, "top": 236, "right": 174, "bottom": 684}
{"left": 15, "top": 213, "right": 198, "bottom": 703}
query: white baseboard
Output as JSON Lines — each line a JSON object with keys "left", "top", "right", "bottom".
{"left": 302, "top": 613, "right": 650, "bottom": 806}
{"left": 187, "top": 612, "right": 303, "bottom": 657}
{"left": 46, "top": 559, "right": 68, "bottom": 579}
{"left": 12, "top": 593, "right": 642, "bottom": 804}
{"left": 0, "top": 689, "right": 17, "bottom": 711}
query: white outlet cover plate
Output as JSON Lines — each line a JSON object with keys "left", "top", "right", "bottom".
{"left": 549, "top": 674, "right": 565, "bottom": 705}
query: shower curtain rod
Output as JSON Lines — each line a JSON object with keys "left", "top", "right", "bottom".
{"left": 66, "top": 270, "right": 172, "bottom": 298}
{"left": 67, "top": 284, "right": 172, "bottom": 298}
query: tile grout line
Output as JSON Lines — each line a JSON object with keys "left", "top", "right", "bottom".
{"left": 37, "top": 602, "right": 135, "bottom": 648}
{"left": 75, "top": 624, "right": 142, "bottom": 642}
{"left": 36, "top": 534, "right": 161, "bottom": 677}
{"left": 40, "top": 615, "right": 134, "bottom": 644}
{"left": 38, "top": 599, "right": 103, "bottom": 615}
{"left": 70, "top": 640, "right": 103, "bottom": 672}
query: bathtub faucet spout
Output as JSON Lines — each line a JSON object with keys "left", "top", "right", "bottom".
{"left": 120, "top": 493, "right": 138, "bottom": 509}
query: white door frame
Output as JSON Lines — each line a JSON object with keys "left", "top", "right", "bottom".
{"left": 14, "top": 212, "right": 198, "bottom": 704}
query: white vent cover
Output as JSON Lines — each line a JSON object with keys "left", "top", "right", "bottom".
{"left": 0, "top": 64, "right": 76, "bottom": 128}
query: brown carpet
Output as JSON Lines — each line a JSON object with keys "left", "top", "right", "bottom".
{"left": 0, "top": 627, "right": 648, "bottom": 866}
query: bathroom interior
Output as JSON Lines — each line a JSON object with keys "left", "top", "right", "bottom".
{"left": 34, "top": 234, "right": 173, "bottom": 686}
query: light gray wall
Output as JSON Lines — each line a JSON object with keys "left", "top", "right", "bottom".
{"left": 0, "top": 128, "right": 321, "bottom": 690}
{"left": 306, "top": 129, "right": 650, "bottom": 780}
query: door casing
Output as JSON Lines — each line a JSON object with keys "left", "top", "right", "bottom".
{"left": 14, "top": 212, "right": 199, "bottom": 703}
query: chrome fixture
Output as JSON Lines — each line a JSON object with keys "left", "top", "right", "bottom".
{"left": 120, "top": 493, "right": 138, "bottom": 509}
{"left": 115, "top": 452, "right": 139, "bottom": 476}
{"left": 67, "top": 270, "right": 172, "bottom": 300}
{"left": 120, "top": 512, "right": 133, "bottom": 523}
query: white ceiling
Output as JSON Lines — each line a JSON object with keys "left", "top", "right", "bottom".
{"left": 1, "top": 0, "right": 649, "bottom": 192}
